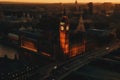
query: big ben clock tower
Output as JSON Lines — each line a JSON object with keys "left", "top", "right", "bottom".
{"left": 59, "top": 8, "right": 70, "bottom": 56}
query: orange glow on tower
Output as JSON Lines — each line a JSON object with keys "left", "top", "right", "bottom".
{"left": 59, "top": 9, "right": 70, "bottom": 55}
{"left": 59, "top": 8, "right": 86, "bottom": 58}
{"left": 60, "top": 31, "right": 69, "bottom": 54}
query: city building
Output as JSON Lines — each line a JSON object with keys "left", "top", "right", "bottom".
{"left": 4, "top": 9, "right": 86, "bottom": 60}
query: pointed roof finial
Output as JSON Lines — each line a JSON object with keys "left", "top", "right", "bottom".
{"left": 75, "top": 0, "right": 79, "bottom": 11}
{"left": 74, "top": 15, "right": 85, "bottom": 33}
{"left": 75, "top": 0, "right": 77, "bottom": 4}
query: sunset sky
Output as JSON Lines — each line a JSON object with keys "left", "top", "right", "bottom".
{"left": 0, "top": 0, "right": 120, "bottom": 3}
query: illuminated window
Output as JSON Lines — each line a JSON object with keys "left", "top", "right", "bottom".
{"left": 60, "top": 26, "right": 64, "bottom": 31}
{"left": 21, "top": 37, "right": 38, "bottom": 52}
{"left": 66, "top": 26, "right": 69, "bottom": 31}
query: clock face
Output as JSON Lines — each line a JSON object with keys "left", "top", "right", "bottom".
{"left": 60, "top": 25, "right": 69, "bottom": 31}
{"left": 60, "top": 26, "right": 64, "bottom": 31}
{"left": 66, "top": 25, "right": 69, "bottom": 31}
{"left": 60, "top": 16, "right": 69, "bottom": 31}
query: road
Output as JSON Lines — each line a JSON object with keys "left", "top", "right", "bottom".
{"left": 0, "top": 41, "right": 119, "bottom": 80}
{"left": 45, "top": 42, "right": 120, "bottom": 80}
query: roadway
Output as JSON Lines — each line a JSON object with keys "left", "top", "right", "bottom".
{"left": 45, "top": 41, "right": 120, "bottom": 80}
{"left": 0, "top": 40, "right": 119, "bottom": 80}
{"left": 63, "top": 49, "right": 120, "bottom": 80}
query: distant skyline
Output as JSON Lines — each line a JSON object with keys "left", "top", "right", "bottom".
{"left": 0, "top": 0, "right": 120, "bottom": 3}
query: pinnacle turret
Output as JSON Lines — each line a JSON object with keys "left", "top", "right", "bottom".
{"left": 75, "top": 15, "right": 85, "bottom": 32}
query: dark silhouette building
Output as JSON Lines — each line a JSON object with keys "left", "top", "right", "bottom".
{"left": 88, "top": 2, "right": 93, "bottom": 15}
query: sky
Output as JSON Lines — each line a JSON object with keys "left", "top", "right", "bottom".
{"left": 0, "top": 0, "right": 120, "bottom": 3}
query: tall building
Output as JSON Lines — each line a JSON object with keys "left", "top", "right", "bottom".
{"left": 74, "top": 15, "right": 85, "bottom": 33}
{"left": 59, "top": 8, "right": 86, "bottom": 58}
{"left": 7, "top": 8, "right": 86, "bottom": 60}
{"left": 75, "top": 0, "right": 79, "bottom": 11}
{"left": 0, "top": 7, "right": 5, "bottom": 21}
{"left": 69, "top": 15, "right": 86, "bottom": 57}
{"left": 59, "top": 8, "right": 70, "bottom": 56}
{"left": 88, "top": 2, "right": 93, "bottom": 15}
{"left": 114, "top": 4, "right": 120, "bottom": 14}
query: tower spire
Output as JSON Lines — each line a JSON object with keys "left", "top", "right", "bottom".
{"left": 75, "top": 15, "right": 85, "bottom": 32}
{"left": 59, "top": 7, "right": 70, "bottom": 55}
{"left": 63, "top": 7, "right": 67, "bottom": 16}
{"left": 75, "top": 0, "right": 78, "bottom": 5}
{"left": 75, "top": 0, "right": 79, "bottom": 11}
